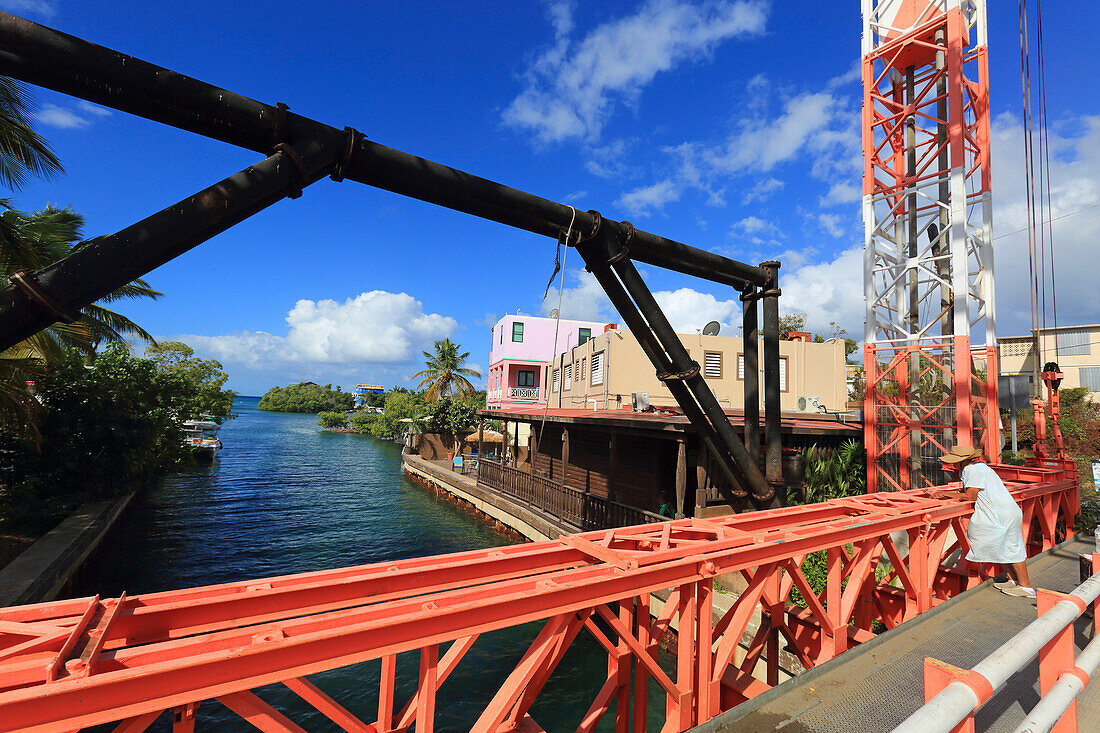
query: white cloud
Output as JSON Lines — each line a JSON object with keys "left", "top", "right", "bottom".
{"left": 0, "top": 0, "right": 55, "bottom": 19}
{"left": 731, "top": 215, "right": 776, "bottom": 235}
{"left": 585, "top": 138, "right": 635, "bottom": 179}
{"left": 820, "top": 180, "right": 861, "bottom": 206}
{"left": 617, "top": 178, "right": 682, "bottom": 217}
{"left": 172, "top": 291, "right": 458, "bottom": 369}
{"left": 35, "top": 102, "right": 112, "bottom": 130}
{"left": 706, "top": 91, "right": 841, "bottom": 174}
{"left": 540, "top": 270, "right": 613, "bottom": 321}
{"left": 77, "top": 101, "right": 112, "bottom": 117}
{"left": 653, "top": 287, "right": 740, "bottom": 332}
{"left": 742, "top": 176, "right": 784, "bottom": 204}
{"left": 503, "top": 0, "right": 768, "bottom": 143}
{"left": 618, "top": 70, "right": 861, "bottom": 215}
{"left": 988, "top": 113, "right": 1100, "bottom": 336}
{"left": 816, "top": 213, "right": 845, "bottom": 238}
{"left": 779, "top": 246, "right": 864, "bottom": 337}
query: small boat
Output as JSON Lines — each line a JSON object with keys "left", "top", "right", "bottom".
{"left": 182, "top": 419, "right": 222, "bottom": 461}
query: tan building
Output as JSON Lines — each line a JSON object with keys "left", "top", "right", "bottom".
{"left": 546, "top": 327, "right": 847, "bottom": 414}
{"left": 999, "top": 325, "right": 1100, "bottom": 395}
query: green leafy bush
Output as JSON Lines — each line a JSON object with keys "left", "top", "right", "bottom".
{"left": 0, "top": 343, "right": 229, "bottom": 534}
{"left": 316, "top": 411, "right": 349, "bottom": 429}
{"left": 259, "top": 383, "right": 354, "bottom": 413}
{"left": 793, "top": 439, "right": 866, "bottom": 505}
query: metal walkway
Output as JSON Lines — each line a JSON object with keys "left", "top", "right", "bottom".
{"left": 698, "top": 537, "right": 1098, "bottom": 733}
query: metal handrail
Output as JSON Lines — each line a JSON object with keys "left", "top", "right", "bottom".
{"left": 893, "top": 569, "right": 1100, "bottom": 732}
{"left": 1010, "top": 633, "right": 1100, "bottom": 733}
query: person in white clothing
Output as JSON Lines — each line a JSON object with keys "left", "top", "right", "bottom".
{"left": 928, "top": 445, "right": 1035, "bottom": 598}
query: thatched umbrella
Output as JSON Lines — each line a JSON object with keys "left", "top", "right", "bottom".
{"left": 465, "top": 429, "right": 503, "bottom": 443}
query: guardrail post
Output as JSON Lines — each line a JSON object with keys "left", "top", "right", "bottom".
{"left": 1037, "top": 589, "right": 1079, "bottom": 733}
{"left": 1094, "top": 554, "right": 1099, "bottom": 638}
{"left": 922, "top": 658, "right": 975, "bottom": 732}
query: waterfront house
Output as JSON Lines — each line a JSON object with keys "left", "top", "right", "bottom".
{"left": 353, "top": 383, "right": 385, "bottom": 407}
{"left": 547, "top": 328, "right": 848, "bottom": 414}
{"left": 474, "top": 406, "right": 859, "bottom": 526}
{"left": 486, "top": 314, "right": 612, "bottom": 411}
{"left": 999, "top": 325, "right": 1100, "bottom": 397}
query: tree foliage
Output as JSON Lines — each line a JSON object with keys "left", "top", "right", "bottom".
{"left": 412, "top": 339, "right": 481, "bottom": 402}
{"left": 0, "top": 343, "right": 225, "bottom": 534}
{"left": 362, "top": 391, "right": 427, "bottom": 439}
{"left": 145, "top": 341, "right": 235, "bottom": 420}
{"left": 317, "top": 411, "right": 350, "bottom": 429}
{"left": 258, "top": 382, "right": 355, "bottom": 413}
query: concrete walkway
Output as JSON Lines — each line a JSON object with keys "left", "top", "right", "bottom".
{"left": 0, "top": 495, "right": 132, "bottom": 607}
{"left": 698, "top": 537, "right": 1098, "bottom": 733}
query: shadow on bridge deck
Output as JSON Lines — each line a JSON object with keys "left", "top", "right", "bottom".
{"left": 696, "top": 536, "right": 1098, "bottom": 733}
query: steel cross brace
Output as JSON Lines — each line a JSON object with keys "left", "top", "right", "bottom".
{"left": 0, "top": 11, "right": 783, "bottom": 503}
{"left": 0, "top": 462, "right": 1078, "bottom": 732}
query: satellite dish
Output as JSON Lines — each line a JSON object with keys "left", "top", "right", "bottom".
{"left": 702, "top": 321, "right": 721, "bottom": 336}
{"left": 549, "top": 308, "right": 559, "bottom": 319}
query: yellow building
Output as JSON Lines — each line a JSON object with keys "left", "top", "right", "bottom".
{"left": 999, "top": 325, "right": 1100, "bottom": 396}
{"left": 547, "top": 328, "right": 847, "bottom": 414}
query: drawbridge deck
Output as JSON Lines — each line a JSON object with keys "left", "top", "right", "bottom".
{"left": 0, "top": 461, "right": 1079, "bottom": 732}
{"left": 698, "top": 536, "right": 1098, "bottom": 732}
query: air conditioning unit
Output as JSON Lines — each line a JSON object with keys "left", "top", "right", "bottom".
{"left": 796, "top": 395, "right": 821, "bottom": 414}
{"left": 631, "top": 391, "right": 650, "bottom": 411}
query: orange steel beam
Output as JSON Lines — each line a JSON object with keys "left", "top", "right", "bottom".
{"left": 0, "top": 462, "right": 1079, "bottom": 732}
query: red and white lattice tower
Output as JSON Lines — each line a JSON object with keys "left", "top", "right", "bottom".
{"left": 861, "top": 0, "right": 999, "bottom": 492}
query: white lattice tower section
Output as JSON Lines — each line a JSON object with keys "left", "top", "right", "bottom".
{"left": 861, "top": 0, "right": 999, "bottom": 492}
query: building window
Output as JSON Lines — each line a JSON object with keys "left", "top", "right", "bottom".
{"left": 591, "top": 352, "right": 604, "bottom": 386}
{"left": 579, "top": 327, "right": 591, "bottom": 345}
{"left": 552, "top": 368, "right": 560, "bottom": 392}
{"left": 1056, "top": 329, "right": 1090, "bottom": 356}
{"left": 564, "top": 363, "right": 572, "bottom": 390}
{"left": 512, "top": 321, "right": 524, "bottom": 342}
{"left": 704, "top": 352, "right": 722, "bottom": 379}
{"left": 517, "top": 369, "right": 535, "bottom": 387}
{"left": 1080, "top": 366, "right": 1100, "bottom": 392}
{"left": 735, "top": 353, "right": 787, "bottom": 391}
{"left": 579, "top": 357, "right": 586, "bottom": 381}
{"left": 499, "top": 326, "right": 503, "bottom": 345}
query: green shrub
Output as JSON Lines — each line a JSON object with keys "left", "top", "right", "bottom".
{"left": 316, "top": 411, "right": 349, "bottom": 429}
{"left": 259, "top": 383, "right": 355, "bottom": 413}
{"left": 792, "top": 439, "right": 866, "bottom": 505}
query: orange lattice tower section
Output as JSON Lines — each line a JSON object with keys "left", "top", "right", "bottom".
{"left": 861, "top": 0, "right": 999, "bottom": 492}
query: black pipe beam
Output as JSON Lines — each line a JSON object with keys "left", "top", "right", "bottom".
{"left": 0, "top": 12, "right": 765, "bottom": 291}
{"left": 573, "top": 229, "right": 753, "bottom": 504}
{"left": 760, "top": 262, "right": 783, "bottom": 487}
{"left": 741, "top": 284, "right": 760, "bottom": 466}
{"left": 0, "top": 142, "right": 338, "bottom": 349}
{"left": 607, "top": 243, "right": 773, "bottom": 503}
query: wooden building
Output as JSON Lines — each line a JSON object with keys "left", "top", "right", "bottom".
{"left": 474, "top": 407, "right": 861, "bottom": 530}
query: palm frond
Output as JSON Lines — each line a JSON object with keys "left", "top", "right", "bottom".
{"left": 79, "top": 304, "right": 157, "bottom": 345}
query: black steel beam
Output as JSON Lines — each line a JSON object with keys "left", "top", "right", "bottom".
{"left": 0, "top": 143, "right": 338, "bottom": 349}
{"left": 760, "top": 262, "right": 783, "bottom": 487}
{"left": 741, "top": 283, "right": 760, "bottom": 466}
{"left": 0, "top": 12, "right": 766, "bottom": 291}
{"left": 573, "top": 229, "right": 753, "bottom": 505}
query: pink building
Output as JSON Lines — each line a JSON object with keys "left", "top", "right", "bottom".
{"left": 486, "top": 314, "right": 611, "bottom": 409}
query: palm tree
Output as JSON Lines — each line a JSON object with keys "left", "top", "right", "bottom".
{"left": 0, "top": 77, "right": 62, "bottom": 192}
{"left": 412, "top": 338, "right": 481, "bottom": 402}
{"left": 0, "top": 204, "right": 162, "bottom": 431}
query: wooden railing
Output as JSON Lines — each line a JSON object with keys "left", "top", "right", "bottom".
{"left": 477, "top": 459, "right": 665, "bottom": 531}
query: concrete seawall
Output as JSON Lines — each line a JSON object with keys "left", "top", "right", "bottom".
{"left": 0, "top": 494, "right": 133, "bottom": 607}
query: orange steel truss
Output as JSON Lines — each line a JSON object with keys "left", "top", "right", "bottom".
{"left": 0, "top": 462, "right": 1077, "bottom": 732}
{"left": 862, "top": 2, "right": 999, "bottom": 493}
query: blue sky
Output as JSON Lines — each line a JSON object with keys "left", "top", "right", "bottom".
{"left": 5, "top": 1, "right": 1099, "bottom": 395}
